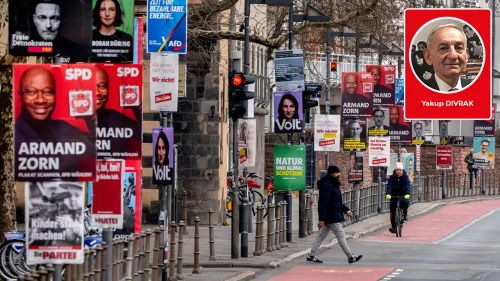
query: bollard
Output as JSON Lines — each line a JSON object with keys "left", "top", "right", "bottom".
{"left": 125, "top": 234, "right": 134, "bottom": 281}
{"left": 83, "top": 249, "right": 90, "bottom": 281}
{"left": 182, "top": 190, "right": 189, "bottom": 234}
{"left": 100, "top": 242, "right": 107, "bottom": 281}
{"left": 176, "top": 220, "right": 185, "bottom": 280}
{"left": 152, "top": 229, "right": 161, "bottom": 281}
{"left": 308, "top": 197, "right": 313, "bottom": 235}
{"left": 133, "top": 234, "right": 140, "bottom": 281}
{"left": 38, "top": 266, "right": 48, "bottom": 281}
{"left": 144, "top": 230, "right": 153, "bottom": 278}
{"left": 281, "top": 201, "right": 287, "bottom": 248}
{"left": 305, "top": 194, "right": 310, "bottom": 236}
{"left": 208, "top": 209, "right": 216, "bottom": 261}
{"left": 24, "top": 274, "right": 33, "bottom": 281}
{"left": 275, "top": 202, "right": 281, "bottom": 250}
{"left": 192, "top": 217, "right": 201, "bottom": 274}
{"left": 138, "top": 232, "right": 146, "bottom": 281}
{"left": 46, "top": 264, "right": 55, "bottom": 281}
{"left": 19, "top": 276, "right": 26, "bottom": 281}
{"left": 89, "top": 248, "right": 96, "bottom": 281}
{"left": 168, "top": 222, "right": 177, "bottom": 281}
{"left": 253, "top": 206, "right": 262, "bottom": 256}
{"left": 266, "top": 204, "right": 274, "bottom": 252}
{"left": 30, "top": 271, "right": 40, "bottom": 281}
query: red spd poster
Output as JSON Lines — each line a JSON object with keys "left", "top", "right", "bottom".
{"left": 95, "top": 64, "right": 143, "bottom": 160}
{"left": 404, "top": 9, "right": 491, "bottom": 120}
{"left": 13, "top": 64, "right": 97, "bottom": 182}
{"left": 92, "top": 159, "right": 124, "bottom": 228}
{"left": 341, "top": 72, "right": 374, "bottom": 118}
{"left": 436, "top": 145, "right": 453, "bottom": 170}
{"left": 366, "top": 65, "right": 396, "bottom": 107}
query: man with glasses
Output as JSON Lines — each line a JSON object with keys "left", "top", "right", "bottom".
{"left": 368, "top": 108, "right": 389, "bottom": 136}
{"left": 473, "top": 139, "right": 494, "bottom": 169}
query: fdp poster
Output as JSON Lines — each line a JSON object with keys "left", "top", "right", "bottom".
{"left": 273, "top": 145, "right": 305, "bottom": 191}
{"left": 347, "top": 151, "right": 363, "bottom": 183}
{"left": 313, "top": 115, "right": 341, "bottom": 152}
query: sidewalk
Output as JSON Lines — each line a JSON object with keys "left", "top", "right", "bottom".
{"left": 146, "top": 195, "right": 500, "bottom": 281}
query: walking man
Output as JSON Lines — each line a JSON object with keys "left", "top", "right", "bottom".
{"left": 464, "top": 149, "right": 477, "bottom": 188}
{"left": 307, "top": 165, "right": 363, "bottom": 264}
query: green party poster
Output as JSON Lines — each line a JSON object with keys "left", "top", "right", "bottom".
{"left": 273, "top": 145, "right": 306, "bottom": 191}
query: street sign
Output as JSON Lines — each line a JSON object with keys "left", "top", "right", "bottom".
{"left": 147, "top": 0, "right": 188, "bottom": 53}
{"left": 436, "top": 145, "right": 453, "bottom": 170}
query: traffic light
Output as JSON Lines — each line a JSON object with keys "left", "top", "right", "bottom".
{"left": 303, "top": 85, "right": 320, "bottom": 123}
{"left": 330, "top": 61, "right": 338, "bottom": 72}
{"left": 228, "top": 72, "right": 256, "bottom": 120}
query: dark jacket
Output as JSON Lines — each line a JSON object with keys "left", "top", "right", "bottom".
{"left": 317, "top": 174, "right": 350, "bottom": 224}
{"left": 386, "top": 170, "right": 411, "bottom": 196}
{"left": 464, "top": 153, "right": 475, "bottom": 170}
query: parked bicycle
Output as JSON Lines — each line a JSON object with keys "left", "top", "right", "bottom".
{"left": 226, "top": 171, "right": 266, "bottom": 218}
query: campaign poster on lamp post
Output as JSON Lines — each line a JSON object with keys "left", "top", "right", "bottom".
{"left": 239, "top": 119, "right": 256, "bottom": 167}
{"left": 150, "top": 53, "right": 179, "bottom": 112}
{"left": 314, "top": 115, "right": 341, "bottom": 152}
{"left": 436, "top": 145, "right": 453, "bottom": 170}
{"left": 92, "top": 159, "right": 124, "bottom": 228}
{"left": 273, "top": 145, "right": 305, "bottom": 191}
{"left": 368, "top": 137, "right": 390, "bottom": 167}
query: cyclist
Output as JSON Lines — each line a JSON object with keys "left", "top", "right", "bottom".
{"left": 386, "top": 162, "right": 411, "bottom": 234}
{"left": 307, "top": 165, "right": 363, "bottom": 264}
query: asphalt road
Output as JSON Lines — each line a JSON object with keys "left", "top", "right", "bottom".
{"left": 253, "top": 199, "right": 500, "bottom": 281}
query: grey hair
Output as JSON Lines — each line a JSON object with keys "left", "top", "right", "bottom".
{"left": 426, "top": 24, "right": 467, "bottom": 50}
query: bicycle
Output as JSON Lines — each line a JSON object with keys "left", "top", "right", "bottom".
{"left": 391, "top": 196, "right": 405, "bottom": 237}
{"left": 226, "top": 171, "right": 266, "bottom": 218}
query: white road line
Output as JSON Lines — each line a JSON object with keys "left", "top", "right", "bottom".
{"left": 432, "top": 208, "right": 499, "bottom": 244}
{"left": 396, "top": 269, "right": 404, "bottom": 272}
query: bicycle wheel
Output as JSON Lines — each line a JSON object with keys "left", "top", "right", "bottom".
{"left": 0, "top": 241, "right": 17, "bottom": 281}
{"left": 7, "top": 242, "right": 34, "bottom": 275}
{"left": 251, "top": 190, "right": 266, "bottom": 217}
{"left": 396, "top": 207, "right": 404, "bottom": 237}
{"left": 0, "top": 239, "right": 29, "bottom": 279}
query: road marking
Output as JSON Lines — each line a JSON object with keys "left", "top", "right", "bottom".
{"left": 380, "top": 268, "right": 404, "bottom": 281}
{"left": 432, "top": 208, "right": 499, "bottom": 244}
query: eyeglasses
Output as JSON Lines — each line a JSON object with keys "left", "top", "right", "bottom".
{"left": 21, "top": 88, "right": 55, "bottom": 100}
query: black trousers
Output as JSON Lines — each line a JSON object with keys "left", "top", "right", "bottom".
{"left": 390, "top": 198, "right": 409, "bottom": 228}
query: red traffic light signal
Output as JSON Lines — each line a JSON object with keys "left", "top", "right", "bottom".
{"left": 330, "top": 62, "right": 337, "bottom": 72}
{"left": 231, "top": 74, "right": 246, "bottom": 87}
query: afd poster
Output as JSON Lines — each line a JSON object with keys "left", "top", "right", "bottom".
{"left": 273, "top": 145, "right": 305, "bottom": 191}
{"left": 395, "top": 78, "right": 404, "bottom": 106}
{"left": 314, "top": 115, "right": 341, "bottom": 152}
{"left": 147, "top": 0, "right": 187, "bottom": 53}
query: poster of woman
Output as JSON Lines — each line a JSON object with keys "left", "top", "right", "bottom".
{"left": 273, "top": 91, "right": 303, "bottom": 133}
{"left": 152, "top": 128, "right": 174, "bottom": 185}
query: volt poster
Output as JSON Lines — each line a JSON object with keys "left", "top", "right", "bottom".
{"left": 147, "top": 0, "right": 187, "bottom": 53}
{"left": 273, "top": 145, "right": 306, "bottom": 192}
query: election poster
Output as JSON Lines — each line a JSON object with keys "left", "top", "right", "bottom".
{"left": 341, "top": 72, "right": 374, "bottom": 118}
{"left": 473, "top": 137, "right": 495, "bottom": 169}
{"left": 152, "top": 128, "right": 174, "bottom": 185}
{"left": 343, "top": 118, "right": 367, "bottom": 151}
{"left": 91, "top": 159, "right": 124, "bottom": 228}
{"left": 388, "top": 106, "right": 411, "bottom": 144}
{"left": 438, "top": 120, "right": 449, "bottom": 145}
{"left": 239, "top": 119, "right": 256, "bottom": 167}
{"left": 133, "top": 16, "right": 144, "bottom": 64}
{"left": 91, "top": 0, "right": 134, "bottom": 62}
{"left": 147, "top": 0, "right": 187, "bottom": 53}
{"left": 366, "top": 65, "right": 396, "bottom": 107}
{"left": 387, "top": 153, "right": 415, "bottom": 183}
{"left": 314, "top": 115, "right": 341, "bottom": 152}
{"left": 404, "top": 9, "right": 491, "bottom": 120}
{"left": 8, "top": 0, "right": 92, "bottom": 61}
{"left": 347, "top": 151, "right": 363, "bottom": 183}
{"left": 273, "top": 91, "right": 303, "bottom": 133}
{"left": 436, "top": 145, "right": 453, "bottom": 170}
{"left": 95, "top": 63, "right": 143, "bottom": 160}
{"left": 474, "top": 106, "right": 496, "bottom": 137}
{"left": 368, "top": 136, "right": 390, "bottom": 167}
{"left": 395, "top": 78, "right": 404, "bottom": 106}
{"left": 367, "top": 107, "right": 390, "bottom": 137}
{"left": 13, "top": 64, "right": 97, "bottom": 182}
{"left": 274, "top": 50, "right": 305, "bottom": 92}
{"left": 26, "top": 182, "right": 85, "bottom": 265}
{"left": 411, "top": 121, "right": 425, "bottom": 145}
{"left": 273, "top": 145, "right": 306, "bottom": 191}
{"left": 150, "top": 53, "right": 179, "bottom": 112}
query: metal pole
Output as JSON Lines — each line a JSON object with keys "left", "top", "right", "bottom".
{"left": 397, "top": 143, "right": 401, "bottom": 161}
{"left": 288, "top": 3, "right": 293, "bottom": 50}
{"left": 231, "top": 119, "right": 240, "bottom": 259}
{"left": 377, "top": 167, "right": 382, "bottom": 213}
{"left": 325, "top": 29, "right": 332, "bottom": 169}
{"left": 355, "top": 37, "right": 360, "bottom": 73}
{"left": 299, "top": 189, "right": 305, "bottom": 238}
{"left": 442, "top": 170, "right": 447, "bottom": 199}
{"left": 240, "top": 169, "right": 250, "bottom": 257}
{"left": 482, "top": 168, "right": 486, "bottom": 195}
{"left": 103, "top": 228, "right": 113, "bottom": 281}
{"left": 243, "top": 0, "right": 250, "bottom": 76}
{"left": 159, "top": 112, "right": 170, "bottom": 281}
{"left": 53, "top": 265, "right": 63, "bottom": 281}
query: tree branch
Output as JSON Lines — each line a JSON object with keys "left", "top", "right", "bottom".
{"left": 190, "top": 0, "right": 239, "bottom": 18}
{"left": 189, "top": 29, "right": 286, "bottom": 48}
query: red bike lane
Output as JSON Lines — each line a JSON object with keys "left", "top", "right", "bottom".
{"left": 266, "top": 266, "right": 395, "bottom": 281}
{"left": 365, "top": 199, "right": 500, "bottom": 243}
